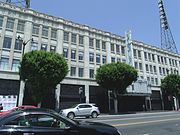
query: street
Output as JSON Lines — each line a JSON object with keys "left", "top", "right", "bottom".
{"left": 81, "top": 111, "right": 180, "bottom": 135}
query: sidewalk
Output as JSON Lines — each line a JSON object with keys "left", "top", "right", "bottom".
{"left": 99, "top": 110, "right": 179, "bottom": 118}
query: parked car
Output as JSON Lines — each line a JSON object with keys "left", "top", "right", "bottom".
{"left": 0, "top": 108, "right": 122, "bottom": 135}
{"left": 60, "top": 103, "right": 100, "bottom": 119}
{"left": 0, "top": 105, "right": 37, "bottom": 116}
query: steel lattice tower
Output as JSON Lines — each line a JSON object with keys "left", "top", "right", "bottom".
{"left": 158, "top": 0, "right": 178, "bottom": 53}
{"left": 0, "top": 0, "right": 30, "bottom": 8}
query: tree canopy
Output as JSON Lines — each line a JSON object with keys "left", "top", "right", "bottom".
{"left": 161, "top": 74, "right": 180, "bottom": 95}
{"left": 19, "top": 50, "right": 68, "bottom": 103}
{"left": 95, "top": 62, "right": 138, "bottom": 94}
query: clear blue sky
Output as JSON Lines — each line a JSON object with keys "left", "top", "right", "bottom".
{"left": 30, "top": 0, "right": 180, "bottom": 52}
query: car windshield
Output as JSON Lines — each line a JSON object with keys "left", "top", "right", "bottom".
{"left": 71, "top": 104, "right": 78, "bottom": 108}
{"left": 50, "top": 109, "right": 78, "bottom": 125}
{"left": 0, "top": 110, "right": 21, "bottom": 124}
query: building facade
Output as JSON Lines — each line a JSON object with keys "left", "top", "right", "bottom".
{"left": 0, "top": 2, "right": 180, "bottom": 112}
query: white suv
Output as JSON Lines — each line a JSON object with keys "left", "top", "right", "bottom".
{"left": 60, "top": 103, "right": 100, "bottom": 119}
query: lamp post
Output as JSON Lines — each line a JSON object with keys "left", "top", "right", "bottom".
{"left": 17, "top": 35, "right": 33, "bottom": 106}
{"left": 79, "top": 87, "right": 83, "bottom": 103}
{"left": 17, "top": 35, "right": 33, "bottom": 56}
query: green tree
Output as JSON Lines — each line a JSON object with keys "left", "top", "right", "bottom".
{"left": 19, "top": 50, "right": 68, "bottom": 106}
{"left": 161, "top": 74, "right": 180, "bottom": 110}
{"left": 161, "top": 74, "right": 180, "bottom": 95}
{"left": 95, "top": 62, "right": 138, "bottom": 113}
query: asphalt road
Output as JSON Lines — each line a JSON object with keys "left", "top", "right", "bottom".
{"left": 79, "top": 111, "right": 180, "bottom": 135}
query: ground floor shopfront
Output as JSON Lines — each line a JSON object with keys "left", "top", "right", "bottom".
{"left": 0, "top": 75, "right": 165, "bottom": 113}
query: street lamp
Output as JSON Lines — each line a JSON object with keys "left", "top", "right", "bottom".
{"left": 17, "top": 35, "right": 33, "bottom": 56}
{"left": 17, "top": 35, "right": 33, "bottom": 106}
{"left": 79, "top": 87, "right": 83, "bottom": 103}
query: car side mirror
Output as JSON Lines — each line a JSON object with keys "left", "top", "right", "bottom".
{"left": 76, "top": 107, "right": 79, "bottom": 110}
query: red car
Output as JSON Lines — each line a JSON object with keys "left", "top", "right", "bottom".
{"left": 0, "top": 105, "right": 37, "bottom": 116}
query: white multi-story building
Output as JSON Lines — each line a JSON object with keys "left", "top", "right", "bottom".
{"left": 0, "top": 2, "right": 179, "bottom": 112}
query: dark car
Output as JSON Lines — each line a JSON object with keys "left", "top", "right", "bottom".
{"left": 0, "top": 108, "right": 122, "bottom": 135}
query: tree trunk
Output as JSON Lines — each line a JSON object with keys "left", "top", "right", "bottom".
{"left": 113, "top": 91, "right": 118, "bottom": 114}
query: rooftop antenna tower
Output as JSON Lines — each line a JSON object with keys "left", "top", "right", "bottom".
{"left": 158, "top": 0, "right": 178, "bottom": 53}
{"left": 0, "top": 0, "right": 30, "bottom": 8}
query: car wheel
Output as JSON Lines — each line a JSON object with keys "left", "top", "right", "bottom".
{"left": 91, "top": 111, "right": 98, "bottom": 118}
{"left": 67, "top": 112, "right": 75, "bottom": 119}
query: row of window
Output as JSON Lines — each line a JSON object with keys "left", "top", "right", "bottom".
{"left": 147, "top": 77, "right": 159, "bottom": 86}
{"left": 0, "top": 16, "right": 57, "bottom": 39}
{"left": 63, "top": 32, "right": 126, "bottom": 55}
{"left": 31, "top": 42, "right": 56, "bottom": 52}
{"left": 70, "top": 66, "right": 95, "bottom": 79}
{"left": 32, "top": 25, "right": 57, "bottom": 39}
{"left": 63, "top": 48, "right": 84, "bottom": 61}
{"left": 2, "top": 36, "right": 56, "bottom": 52}
{"left": 63, "top": 32, "right": 84, "bottom": 45}
{"left": 0, "top": 57, "right": 20, "bottom": 72}
{"left": 134, "top": 49, "right": 179, "bottom": 68}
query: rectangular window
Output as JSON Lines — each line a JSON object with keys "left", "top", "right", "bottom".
{"left": 144, "top": 52, "right": 147, "bottom": 60}
{"left": 3, "top": 37, "right": 12, "bottom": 49}
{"left": 146, "top": 64, "right": 149, "bottom": 72}
{"left": 96, "top": 39, "right": 100, "bottom": 50}
{"left": 102, "top": 55, "right": 106, "bottom": 64}
{"left": 159, "top": 67, "right": 162, "bottom": 75}
{"left": 158, "top": 56, "right": 161, "bottom": 63}
{"left": 117, "top": 58, "right": 121, "bottom": 62}
{"left": 71, "top": 50, "right": 76, "bottom": 60}
{"left": 89, "top": 69, "right": 94, "bottom": 78}
{"left": 161, "top": 57, "right": 164, "bottom": 64}
{"left": 121, "top": 46, "right": 125, "bottom": 56}
{"left": 151, "top": 77, "right": 154, "bottom": 85}
{"left": 31, "top": 42, "right": 38, "bottom": 51}
{"left": 79, "top": 35, "right": 84, "bottom": 45}
{"left": 148, "top": 53, "right": 151, "bottom": 61}
{"left": 12, "top": 59, "right": 20, "bottom": 72}
{"left": 153, "top": 66, "right": 157, "bottom": 74}
{"left": 78, "top": 68, "right": 84, "bottom": 77}
{"left": 134, "top": 62, "right": 138, "bottom": 69}
{"left": 0, "top": 57, "right": 9, "bottom": 70}
{"left": 51, "top": 29, "right": 57, "bottom": 39}
{"left": 50, "top": 45, "right": 56, "bottom": 52}
{"left": 139, "top": 63, "right": 143, "bottom": 71}
{"left": 155, "top": 78, "right": 158, "bottom": 85}
{"left": 63, "top": 31, "right": 69, "bottom": 41}
{"left": 133, "top": 49, "right": 137, "bottom": 58}
{"left": 102, "top": 41, "right": 106, "bottom": 51}
{"left": 152, "top": 54, "right": 155, "bottom": 62}
{"left": 111, "top": 57, "right": 115, "bottom": 63}
{"left": 14, "top": 39, "right": 23, "bottom": 50}
{"left": 71, "top": 33, "right": 77, "bottom": 44}
{"left": 89, "top": 38, "right": 94, "bottom": 48}
{"left": 78, "top": 51, "right": 84, "bottom": 61}
{"left": 138, "top": 50, "right": 141, "bottom": 59}
{"left": 150, "top": 65, "right": 153, "bottom": 73}
{"left": 111, "top": 44, "right": 115, "bottom": 52}
{"left": 89, "top": 53, "right": 94, "bottom": 63}
{"left": 6, "top": 18, "right": 14, "bottom": 29}
{"left": 32, "top": 25, "right": 39, "bottom": 35}
{"left": 0, "top": 16, "right": 3, "bottom": 27}
{"left": 17, "top": 21, "right": 25, "bottom": 32}
{"left": 70, "top": 67, "right": 76, "bottom": 77}
{"left": 41, "top": 44, "right": 47, "bottom": 51}
{"left": 96, "top": 54, "right": 100, "bottom": 64}
{"left": 116, "top": 44, "right": 120, "bottom": 54}
{"left": 42, "top": 26, "right": 48, "bottom": 37}
{"left": 63, "top": 48, "right": 68, "bottom": 58}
